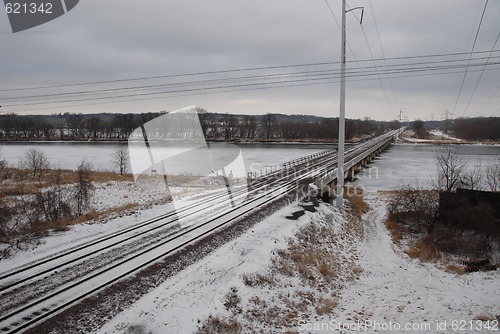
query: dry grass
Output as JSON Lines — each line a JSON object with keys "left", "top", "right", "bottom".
{"left": 273, "top": 223, "right": 344, "bottom": 287}
{"left": 69, "top": 203, "right": 139, "bottom": 225}
{"left": 242, "top": 272, "right": 275, "bottom": 288}
{"left": 90, "top": 171, "right": 134, "bottom": 183}
{"left": 195, "top": 315, "right": 242, "bottom": 334}
{"left": 315, "top": 296, "right": 337, "bottom": 315}
{"left": 445, "top": 264, "right": 466, "bottom": 275}
{"left": 473, "top": 314, "right": 498, "bottom": 322}
{"left": 343, "top": 186, "right": 370, "bottom": 218}
{"left": 1, "top": 168, "right": 134, "bottom": 196}
{"left": 384, "top": 216, "right": 403, "bottom": 243}
{"left": 30, "top": 203, "right": 140, "bottom": 233}
{"left": 406, "top": 237, "right": 439, "bottom": 262}
{"left": 196, "top": 198, "right": 366, "bottom": 332}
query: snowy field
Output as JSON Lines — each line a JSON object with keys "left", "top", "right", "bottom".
{"left": 97, "top": 193, "right": 499, "bottom": 334}
{"left": 0, "top": 178, "right": 224, "bottom": 272}
{"left": 1, "top": 141, "right": 498, "bottom": 333}
{"left": 335, "top": 193, "right": 499, "bottom": 334}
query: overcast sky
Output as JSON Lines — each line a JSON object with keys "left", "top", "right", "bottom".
{"left": 1, "top": 0, "right": 499, "bottom": 121}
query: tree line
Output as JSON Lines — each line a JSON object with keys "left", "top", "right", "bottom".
{"left": 0, "top": 109, "right": 400, "bottom": 142}
{"left": 452, "top": 117, "right": 500, "bottom": 141}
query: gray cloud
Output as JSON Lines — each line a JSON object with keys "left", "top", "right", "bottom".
{"left": 1, "top": 0, "right": 499, "bottom": 120}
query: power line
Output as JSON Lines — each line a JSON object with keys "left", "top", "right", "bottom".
{"left": 476, "top": 81, "right": 500, "bottom": 117}
{"left": 346, "top": 1, "right": 395, "bottom": 117}
{"left": 3, "top": 61, "right": 499, "bottom": 107}
{"left": 358, "top": 13, "right": 395, "bottom": 117}
{"left": 368, "top": 0, "right": 399, "bottom": 110}
{"left": 1, "top": 49, "right": 498, "bottom": 94}
{"left": 3, "top": 54, "right": 498, "bottom": 103}
{"left": 4, "top": 60, "right": 499, "bottom": 113}
{"left": 466, "top": 32, "right": 500, "bottom": 116}
{"left": 452, "top": 0, "right": 489, "bottom": 116}
{"left": 325, "top": 0, "right": 392, "bottom": 118}
{"left": 6, "top": 67, "right": 498, "bottom": 114}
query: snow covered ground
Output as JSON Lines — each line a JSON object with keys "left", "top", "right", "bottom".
{"left": 334, "top": 193, "right": 499, "bottom": 334}
{"left": 2, "top": 142, "right": 498, "bottom": 333}
{"left": 97, "top": 201, "right": 315, "bottom": 334}
{"left": 429, "top": 129, "right": 462, "bottom": 141}
{"left": 0, "top": 178, "right": 221, "bottom": 272}
{"left": 399, "top": 129, "right": 463, "bottom": 144}
{"left": 97, "top": 191, "right": 499, "bottom": 334}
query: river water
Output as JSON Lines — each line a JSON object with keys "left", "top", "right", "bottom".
{"left": 1, "top": 142, "right": 498, "bottom": 191}
{"left": 351, "top": 143, "right": 500, "bottom": 191}
{"left": 0, "top": 142, "right": 331, "bottom": 174}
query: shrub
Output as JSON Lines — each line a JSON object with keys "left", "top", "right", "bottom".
{"left": 73, "top": 161, "right": 94, "bottom": 216}
{"left": 242, "top": 273, "right": 275, "bottom": 288}
{"left": 223, "top": 287, "right": 242, "bottom": 315}
{"left": 22, "top": 148, "right": 50, "bottom": 179}
{"left": 387, "top": 186, "right": 439, "bottom": 234}
{"left": 195, "top": 315, "right": 241, "bottom": 334}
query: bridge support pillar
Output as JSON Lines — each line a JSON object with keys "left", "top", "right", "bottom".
{"left": 347, "top": 167, "right": 356, "bottom": 181}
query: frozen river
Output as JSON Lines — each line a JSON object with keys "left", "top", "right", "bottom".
{"left": 1, "top": 142, "right": 498, "bottom": 191}
{"left": 352, "top": 143, "right": 500, "bottom": 191}
{"left": 0, "top": 141, "right": 331, "bottom": 173}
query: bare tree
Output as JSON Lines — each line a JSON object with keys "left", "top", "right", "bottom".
{"left": 21, "top": 168, "right": 72, "bottom": 234}
{"left": 86, "top": 116, "right": 101, "bottom": 139}
{"left": 66, "top": 113, "right": 83, "bottom": 138}
{"left": 388, "top": 184, "right": 439, "bottom": 233}
{"left": 243, "top": 115, "right": 257, "bottom": 139}
{"left": 262, "top": 113, "right": 275, "bottom": 139}
{"left": 22, "top": 148, "right": 50, "bottom": 179}
{"left": 460, "top": 165, "right": 483, "bottom": 190}
{"left": 0, "top": 154, "right": 14, "bottom": 247}
{"left": 73, "top": 161, "right": 94, "bottom": 216}
{"left": 113, "top": 146, "right": 129, "bottom": 175}
{"left": 485, "top": 162, "right": 500, "bottom": 192}
{"left": 435, "top": 147, "right": 467, "bottom": 192}
{"left": 0, "top": 155, "right": 8, "bottom": 184}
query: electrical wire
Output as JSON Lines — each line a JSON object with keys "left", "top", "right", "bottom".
{"left": 1, "top": 50, "right": 498, "bottom": 93}
{"left": 3, "top": 59, "right": 499, "bottom": 112}
{"left": 324, "top": 0, "right": 392, "bottom": 118}
{"left": 452, "top": 0, "right": 489, "bottom": 116}
{"left": 4, "top": 54, "right": 498, "bottom": 103}
{"left": 4, "top": 58, "right": 499, "bottom": 106}
{"left": 466, "top": 32, "right": 500, "bottom": 116}
{"left": 367, "top": 0, "right": 399, "bottom": 110}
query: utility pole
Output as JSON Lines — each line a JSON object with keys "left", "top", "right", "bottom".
{"left": 398, "top": 109, "right": 404, "bottom": 135}
{"left": 336, "top": 1, "right": 363, "bottom": 209}
{"left": 443, "top": 109, "right": 452, "bottom": 134}
{"left": 335, "top": 0, "right": 347, "bottom": 209}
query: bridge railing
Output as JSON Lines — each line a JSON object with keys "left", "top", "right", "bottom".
{"left": 315, "top": 130, "right": 397, "bottom": 187}
{"left": 247, "top": 147, "right": 336, "bottom": 180}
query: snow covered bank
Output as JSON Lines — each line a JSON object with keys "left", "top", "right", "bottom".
{"left": 97, "top": 194, "right": 367, "bottom": 334}
{"left": 98, "top": 191, "right": 499, "bottom": 334}
{"left": 334, "top": 192, "right": 499, "bottom": 333}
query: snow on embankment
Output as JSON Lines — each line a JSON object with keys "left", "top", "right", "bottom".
{"left": 335, "top": 192, "right": 499, "bottom": 334}
{"left": 100, "top": 190, "right": 498, "bottom": 334}
{"left": 99, "top": 193, "right": 368, "bottom": 334}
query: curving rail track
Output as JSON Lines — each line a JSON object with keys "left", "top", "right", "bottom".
{"left": 0, "top": 130, "right": 397, "bottom": 333}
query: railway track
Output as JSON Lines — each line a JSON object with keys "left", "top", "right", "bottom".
{"left": 0, "top": 131, "right": 396, "bottom": 333}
